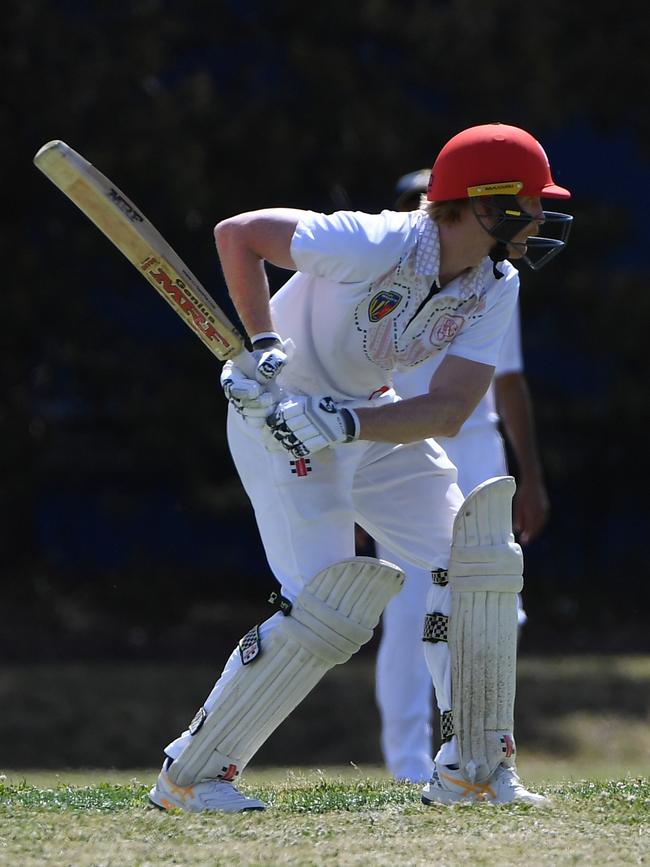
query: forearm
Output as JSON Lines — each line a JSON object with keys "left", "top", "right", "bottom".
{"left": 354, "top": 393, "right": 466, "bottom": 443}
{"left": 496, "top": 373, "right": 544, "bottom": 479}
{"left": 214, "top": 209, "right": 301, "bottom": 338}
{"left": 268, "top": 359, "right": 492, "bottom": 459}
{"left": 354, "top": 356, "right": 494, "bottom": 444}
{"left": 220, "top": 250, "right": 273, "bottom": 338}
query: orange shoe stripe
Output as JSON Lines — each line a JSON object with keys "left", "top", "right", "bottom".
{"left": 439, "top": 771, "right": 496, "bottom": 800}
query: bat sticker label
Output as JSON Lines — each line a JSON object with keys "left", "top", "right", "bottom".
{"left": 143, "top": 259, "right": 233, "bottom": 350}
{"left": 107, "top": 188, "right": 144, "bottom": 222}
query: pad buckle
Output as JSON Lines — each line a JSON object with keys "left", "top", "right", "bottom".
{"left": 268, "top": 590, "right": 293, "bottom": 616}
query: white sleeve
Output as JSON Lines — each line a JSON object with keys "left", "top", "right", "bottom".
{"left": 495, "top": 303, "right": 523, "bottom": 376}
{"left": 290, "top": 210, "right": 414, "bottom": 283}
{"left": 446, "top": 266, "right": 520, "bottom": 368}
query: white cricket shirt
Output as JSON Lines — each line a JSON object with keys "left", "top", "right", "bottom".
{"left": 271, "top": 208, "right": 519, "bottom": 401}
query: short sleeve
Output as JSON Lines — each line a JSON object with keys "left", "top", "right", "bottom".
{"left": 290, "top": 210, "right": 415, "bottom": 284}
{"left": 446, "top": 265, "right": 520, "bottom": 368}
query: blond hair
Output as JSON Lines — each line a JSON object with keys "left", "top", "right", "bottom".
{"left": 422, "top": 196, "right": 467, "bottom": 224}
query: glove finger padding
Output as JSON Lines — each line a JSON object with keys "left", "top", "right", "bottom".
{"left": 221, "top": 360, "right": 278, "bottom": 425}
{"left": 267, "top": 395, "right": 359, "bottom": 457}
{"left": 255, "top": 346, "right": 288, "bottom": 384}
{"left": 251, "top": 336, "right": 295, "bottom": 385}
{"left": 221, "top": 361, "right": 265, "bottom": 402}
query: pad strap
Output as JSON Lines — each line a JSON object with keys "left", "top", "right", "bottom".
{"left": 440, "top": 710, "right": 454, "bottom": 742}
{"left": 422, "top": 612, "right": 448, "bottom": 643}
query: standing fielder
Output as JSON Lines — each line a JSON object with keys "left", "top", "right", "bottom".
{"left": 150, "top": 123, "right": 572, "bottom": 811}
{"left": 375, "top": 169, "right": 551, "bottom": 783}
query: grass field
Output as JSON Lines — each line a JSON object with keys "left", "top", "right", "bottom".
{"left": 2, "top": 762, "right": 649, "bottom": 866}
{"left": 2, "top": 655, "right": 650, "bottom": 865}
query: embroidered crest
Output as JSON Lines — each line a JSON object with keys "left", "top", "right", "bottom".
{"left": 368, "top": 290, "right": 402, "bottom": 322}
{"left": 431, "top": 313, "right": 464, "bottom": 343}
{"left": 238, "top": 625, "right": 261, "bottom": 665}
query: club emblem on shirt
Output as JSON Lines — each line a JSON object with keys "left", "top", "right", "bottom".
{"left": 368, "top": 290, "right": 402, "bottom": 322}
{"left": 432, "top": 313, "right": 464, "bottom": 343}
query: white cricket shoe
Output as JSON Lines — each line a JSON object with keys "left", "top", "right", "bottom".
{"left": 421, "top": 761, "right": 550, "bottom": 806}
{"left": 149, "top": 760, "right": 266, "bottom": 813}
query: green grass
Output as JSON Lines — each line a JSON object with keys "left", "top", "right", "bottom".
{"left": 2, "top": 655, "right": 650, "bottom": 863}
{"left": 1, "top": 767, "right": 649, "bottom": 866}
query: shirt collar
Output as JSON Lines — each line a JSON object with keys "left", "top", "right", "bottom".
{"left": 415, "top": 211, "right": 491, "bottom": 299}
{"left": 414, "top": 211, "right": 441, "bottom": 279}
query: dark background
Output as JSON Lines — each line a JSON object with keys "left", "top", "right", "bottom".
{"left": 4, "top": 0, "right": 650, "bottom": 667}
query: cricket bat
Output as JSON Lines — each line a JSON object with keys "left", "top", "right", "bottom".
{"left": 33, "top": 140, "right": 256, "bottom": 375}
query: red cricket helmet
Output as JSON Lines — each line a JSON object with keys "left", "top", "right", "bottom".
{"left": 427, "top": 123, "right": 570, "bottom": 202}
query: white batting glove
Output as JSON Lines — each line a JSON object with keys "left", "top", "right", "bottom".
{"left": 267, "top": 395, "right": 360, "bottom": 457}
{"left": 220, "top": 361, "right": 276, "bottom": 427}
{"left": 250, "top": 332, "right": 293, "bottom": 385}
{"left": 220, "top": 332, "right": 293, "bottom": 428}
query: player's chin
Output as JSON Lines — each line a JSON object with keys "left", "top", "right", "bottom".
{"left": 507, "top": 244, "right": 526, "bottom": 259}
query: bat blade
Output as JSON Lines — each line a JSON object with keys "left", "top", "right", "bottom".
{"left": 34, "top": 140, "right": 248, "bottom": 365}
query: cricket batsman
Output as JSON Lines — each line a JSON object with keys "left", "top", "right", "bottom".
{"left": 150, "top": 123, "right": 572, "bottom": 812}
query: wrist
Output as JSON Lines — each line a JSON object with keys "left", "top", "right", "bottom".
{"left": 251, "top": 331, "right": 282, "bottom": 350}
{"left": 340, "top": 407, "right": 360, "bottom": 442}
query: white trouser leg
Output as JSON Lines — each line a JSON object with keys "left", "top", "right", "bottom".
{"left": 422, "top": 581, "right": 459, "bottom": 766}
{"left": 354, "top": 438, "right": 463, "bottom": 771}
{"left": 375, "top": 546, "right": 433, "bottom": 782}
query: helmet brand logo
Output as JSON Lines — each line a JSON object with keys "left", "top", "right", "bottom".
{"left": 467, "top": 181, "right": 523, "bottom": 197}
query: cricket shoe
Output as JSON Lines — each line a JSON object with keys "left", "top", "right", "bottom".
{"left": 149, "top": 758, "right": 266, "bottom": 813}
{"left": 421, "top": 761, "right": 550, "bottom": 806}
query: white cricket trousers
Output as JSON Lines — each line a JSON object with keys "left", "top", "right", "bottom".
{"left": 165, "top": 403, "right": 463, "bottom": 763}
{"left": 226, "top": 404, "right": 462, "bottom": 601}
{"left": 375, "top": 424, "right": 514, "bottom": 780}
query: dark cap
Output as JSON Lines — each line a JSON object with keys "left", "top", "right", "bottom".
{"left": 394, "top": 168, "right": 431, "bottom": 210}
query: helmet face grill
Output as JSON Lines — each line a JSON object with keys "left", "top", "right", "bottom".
{"left": 472, "top": 195, "right": 573, "bottom": 271}
{"left": 520, "top": 212, "right": 573, "bottom": 269}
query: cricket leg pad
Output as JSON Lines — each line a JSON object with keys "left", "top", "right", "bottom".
{"left": 168, "top": 556, "right": 404, "bottom": 786}
{"left": 448, "top": 476, "right": 523, "bottom": 784}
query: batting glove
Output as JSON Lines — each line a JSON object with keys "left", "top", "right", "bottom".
{"left": 250, "top": 331, "right": 293, "bottom": 385}
{"left": 220, "top": 332, "right": 293, "bottom": 427}
{"left": 267, "top": 395, "right": 360, "bottom": 457}
{"left": 220, "top": 361, "right": 276, "bottom": 427}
